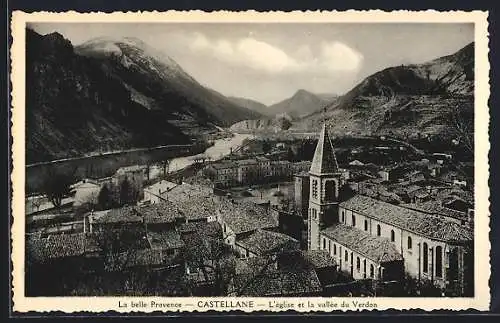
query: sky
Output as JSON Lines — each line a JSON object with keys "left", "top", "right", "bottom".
{"left": 29, "top": 23, "right": 474, "bottom": 105}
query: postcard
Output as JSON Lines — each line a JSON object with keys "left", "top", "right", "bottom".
{"left": 10, "top": 10, "right": 490, "bottom": 313}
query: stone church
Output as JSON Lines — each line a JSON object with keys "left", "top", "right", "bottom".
{"left": 307, "top": 124, "right": 474, "bottom": 296}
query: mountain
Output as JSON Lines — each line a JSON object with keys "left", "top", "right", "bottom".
{"left": 315, "top": 93, "right": 340, "bottom": 101}
{"left": 75, "top": 37, "right": 261, "bottom": 132}
{"left": 26, "top": 29, "right": 191, "bottom": 163}
{"left": 26, "top": 29, "right": 260, "bottom": 163}
{"left": 227, "top": 96, "right": 271, "bottom": 116}
{"left": 267, "top": 89, "right": 332, "bottom": 119}
{"left": 297, "top": 42, "right": 474, "bottom": 141}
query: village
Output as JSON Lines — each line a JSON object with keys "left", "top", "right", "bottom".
{"left": 24, "top": 123, "right": 474, "bottom": 298}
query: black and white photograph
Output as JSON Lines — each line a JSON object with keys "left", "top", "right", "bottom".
{"left": 11, "top": 10, "right": 490, "bottom": 312}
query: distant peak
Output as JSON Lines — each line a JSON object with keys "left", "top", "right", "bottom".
{"left": 294, "top": 89, "right": 313, "bottom": 96}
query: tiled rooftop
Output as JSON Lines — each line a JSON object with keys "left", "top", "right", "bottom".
{"left": 236, "top": 229, "right": 299, "bottom": 255}
{"left": 322, "top": 224, "right": 403, "bottom": 263}
{"left": 27, "top": 233, "right": 103, "bottom": 262}
{"left": 178, "top": 221, "right": 222, "bottom": 237}
{"left": 299, "top": 250, "right": 337, "bottom": 269}
{"left": 92, "top": 206, "right": 143, "bottom": 224}
{"left": 218, "top": 200, "right": 278, "bottom": 235}
{"left": 175, "top": 195, "right": 217, "bottom": 221}
{"left": 121, "top": 249, "right": 164, "bottom": 267}
{"left": 44, "top": 233, "right": 86, "bottom": 259}
{"left": 340, "top": 195, "right": 473, "bottom": 242}
{"left": 232, "top": 259, "right": 322, "bottom": 296}
{"left": 148, "top": 231, "right": 185, "bottom": 250}
{"left": 136, "top": 202, "right": 180, "bottom": 224}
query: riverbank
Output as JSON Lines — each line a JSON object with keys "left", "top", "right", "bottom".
{"left": 26, "top": 134, "right": 253, "bottom": 194}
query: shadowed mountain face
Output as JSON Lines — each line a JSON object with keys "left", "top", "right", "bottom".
{"left": 76, "top": 37, "right": 260, "bottom": 131}
{"left": 227, "top": 96, "right": 271, "bottom": 117}
{"left": 297, "top": 42, "right": 474, "bottom": 142}
{"left": 26, "top": 30, "right": 260, "bottom": 163}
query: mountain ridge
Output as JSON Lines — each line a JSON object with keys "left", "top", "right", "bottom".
{"left": 296, "top": 42, "right": 474, "bottom": 143}
{"left": 26, "top": 29, "right": 261, "bottom": 163}
{"left": 227, "top": 96, "right": 270, "bottom": 116}
{"left": 267, "top": 89, "right": 332, "bottom": 119}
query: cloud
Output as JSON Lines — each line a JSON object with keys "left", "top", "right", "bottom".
{"left": 188, "top": 32, "right": 363, "bottom": 74}
{"left": 320, "top": 41, "right": 364, "bottom": 71}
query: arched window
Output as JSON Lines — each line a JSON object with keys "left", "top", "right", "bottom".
{"left": 391, "top": 230, "right": 395, "bottom": 242}
{"left": 341, "top": 211, "right": 345, "bottom": 223}
{"left": 377, "top": 224, "right": 381, "bottom": 236}
{"left": 345, "top": 250, "right": 348, "bottom": 262}
{"left": 407, "top": 236, "right": 413, "bottom": 250}
{"left": 423, "top": 242, "right": 429, "bottom": 273}
{"left": 352, "top": 215, "right": 356, "bottom": 227}
{"left": 436, "top": 246, "right": 443, "bottom": 278}
{"left": 356, "top": 257, "right": 361, "bottom": 272}
{"left": 328, "top": 240, "right": 331, "bottom": 253}
{"left": 334, "top": 244, "right": 337, "bottom": 255}
{"left": 325, "top": 180, "right": 336, "bottom": 202}
{"left": 364, "top": 220, "right": 368, "bottom": 231}
{"left": 322, "top": 238, "right": 326, "bottom": 249}
{"left": 363, "top": 259, "right": 367, "bottom": 273}
{"left": 370, "top": 264, "right": 374, "bottom": 278}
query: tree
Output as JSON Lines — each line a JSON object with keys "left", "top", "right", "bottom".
{"left": 182, "top": 229, "right": 237, "bottom": 296}
{"left": 450, "top": 107, "right": 474, "bottom": 155}
{"left": 42, "top": 169, "right": 75, "bottom": 208}
{"left": 97, "top": 184, "right": 112, "bottom": 210}
{"left": 145, "top": 162, "right": 151, "bottom": 182}
{"left": 119, "top": 178, "right": 132, "bottom": 206}
{"left": 161, "top": 159, "right": 170, "bottom": 178}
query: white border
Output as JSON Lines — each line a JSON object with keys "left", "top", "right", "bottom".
{"left": 11, "top": 10, "right": 490, "bottom": 312}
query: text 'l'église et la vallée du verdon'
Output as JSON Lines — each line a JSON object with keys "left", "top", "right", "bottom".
{"left": 117, "top": 299, "right": 378, "bottom": 310}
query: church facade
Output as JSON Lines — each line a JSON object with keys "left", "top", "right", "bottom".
{"left": 307, "top": 124, "right": 474, "bottom": 296}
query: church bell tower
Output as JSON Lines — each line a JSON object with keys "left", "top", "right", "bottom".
{"left": 308, "top": 123, "right": 342, "bottom": 250}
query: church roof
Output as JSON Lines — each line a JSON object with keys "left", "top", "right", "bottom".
{"left": 309, "top": 124, "right": 339, "bottom": 176}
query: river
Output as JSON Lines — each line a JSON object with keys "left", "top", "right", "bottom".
{"left": 147, "top": 133, "right": 253, "bottom": 179}
{"left": 26, "top": 133, "right": 254, "bottom": 214}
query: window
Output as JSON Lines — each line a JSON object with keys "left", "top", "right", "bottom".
{"left": 323, "top": 238, "right": 326, "bottom": 249}
{"left": 352, "top": 215, "right": 356, "bottom": 227}
{"left": 345, "top": 250, "right": 348, "bottom": 262}
{"left": 391, "top": 230, "right": 395, "bottom": 242}
{"left": 356, "top": 257, "right": 361, "bottom": 272}
{"left": 325, "top": 180, "right": 336, "bottom": 201}
{"left": 370, "top": 264, "right": 374, "bottom": 278}
{"left": 334, "top": 244, "right": 337, "bottom": 255}
{"left": 246, "top": 249, "right": 249, "bottom": 258}
{"left": 436, "top": 246, "right": 443, "bottom": 278}
{"left": 364, "top": 220, "right": 368, "bottom": 231}
{"left": 363, "top": 259, "right": 367, "bottom": 273}
{"left": 341, "top": 211, "right": 345, "bottom": 223}
{"left": 407, "top": 236, "right": 413, "bottom": 250}
{"left": 312, "top": 180, "right": 318, "bottom": 199}
{"left": 423, "top": 242, "right": 429, "bottom": 273}
{"left": 328, "top": 240, "right": 331, "bottom": 253}
{"left": 377, "top": 224, "right": 381, "bottom": 236}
